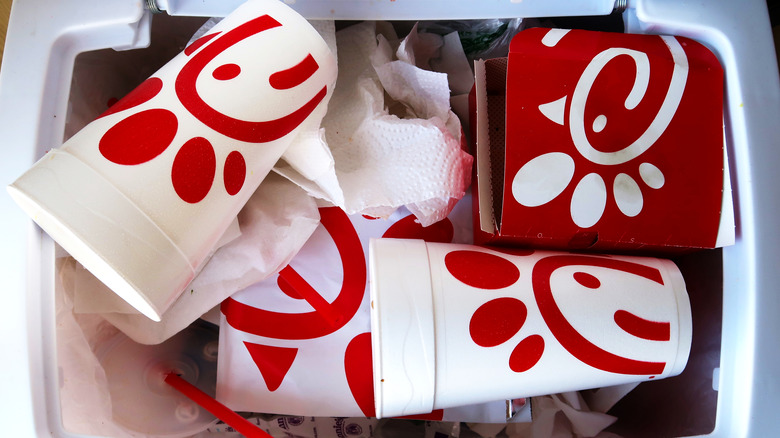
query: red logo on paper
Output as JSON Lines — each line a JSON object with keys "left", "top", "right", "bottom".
{"left": 97, "top": 14, "right": 328, "bottom": 204}
{"left": 222, "top": 207, "right": 366, "bottom": 340}
{"left": 222, "top": 210, "right": 457, "bottom": 415}
{"left": 447, "top": 249, "right": 674, "bottom": 377}
{"left": 221, "top": 207, "right": 365, "bottom": 393}
{"left": 503, "top": 28, "right": 724, "bottom": 248}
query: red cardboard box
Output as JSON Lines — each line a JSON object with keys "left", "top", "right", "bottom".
{"left": 472, "top": 28, "right": 733, "bottom": 252}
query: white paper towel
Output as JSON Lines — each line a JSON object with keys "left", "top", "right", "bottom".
{"left": 275, "top": 21, "right": 473, "bottom": 227}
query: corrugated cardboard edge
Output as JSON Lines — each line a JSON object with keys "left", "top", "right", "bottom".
{"left": 474, "top": 59, "right": 496, "bottom": 235}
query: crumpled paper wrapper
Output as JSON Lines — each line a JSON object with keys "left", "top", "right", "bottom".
{"left": 521, "top": 392, "right": 619, "bottom": 438}
{"left": 193, "top": 416, "right": 463, "bottom": 438}
{"left": 56, "top": 256, "right": 137, "bottom": 438}
{"left": 466, "top": 385, "right": 637, "bottom": 438}
{"left": 274, "top": 21, "right": 473, "bottom": 226}
{"left": 64, "top": 173, "right": 320, "bottom": 344}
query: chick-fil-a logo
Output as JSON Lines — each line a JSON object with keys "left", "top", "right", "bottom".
{"left": 97, "top": 13, "right": 329, "bottom": 204}
{"left": 444, "top": 248, "right": 677, "bottom": 378}
{"left": 504, "top": 28, "right": 723, "bottom": 248}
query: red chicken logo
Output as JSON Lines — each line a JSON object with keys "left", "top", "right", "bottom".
{"left": 444, "top": 249, "right": 680, "bottom": 378}
{"left": 97, "top": 14, "right": 331, "bottom": 204}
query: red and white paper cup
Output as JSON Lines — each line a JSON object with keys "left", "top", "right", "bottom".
{"left": 8, "top": 0, "right": 337, "bottom": 321}
{"left": 369, "top": 239, "right": 692, "bottom": 418}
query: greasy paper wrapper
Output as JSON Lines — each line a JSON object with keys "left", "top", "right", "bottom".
{"left": 217, "top": 193, "right": 520, "bottom": 423}
{"left": 8, "top": 0, "right": 337, "bottom": 321}
{"left": 370, "top": 240, "right": 692, "bottom": 418}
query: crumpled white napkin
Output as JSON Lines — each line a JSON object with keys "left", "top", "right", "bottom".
{"left": 275, "top": 21, "right": 473, "bottom": 226}
{"left": 496, "top": 385, "right": 639, "bottom": 438}
{"left": 466, "top": 384, "right": 637, "bottom": 438}
{"left": 533, "top": 392, "right": 617, "bottom": 438}
{"left": 64, "top": 173, "right": 321, "bottom": 344}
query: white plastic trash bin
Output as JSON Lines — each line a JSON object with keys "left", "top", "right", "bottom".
{"left": 1, "top": 0, "right": 779, "bottom": 437}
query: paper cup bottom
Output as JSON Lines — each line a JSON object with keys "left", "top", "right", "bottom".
{"left": 369, "top": 238, "right": 436, "bottom": 418}
{"left": 8, "top": 149, "right": 194, "bottom": 321}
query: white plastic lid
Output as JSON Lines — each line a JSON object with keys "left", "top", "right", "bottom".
{"left": 369, "top": 238, "right": 436, "bottom": 418}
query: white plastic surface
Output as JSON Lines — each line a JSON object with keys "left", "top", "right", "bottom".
{"left": 1, "top": 0, "right": 779, "bottom": 437}
{"left": 0, "top": 1, "right": 152, "bottom": 436}
{"left": 156, "top": 0, "right": 616, "bottom": 19}
{"left": 624, "top": 3, "right": 780, "bottom": 437}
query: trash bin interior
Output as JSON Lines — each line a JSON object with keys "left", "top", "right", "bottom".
{"left": 59, "top": 11, "right": 723, "bottom": 438}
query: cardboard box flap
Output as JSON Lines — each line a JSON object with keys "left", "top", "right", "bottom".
{"left": 475, "top": 57, "right": 510, "bottom": 236}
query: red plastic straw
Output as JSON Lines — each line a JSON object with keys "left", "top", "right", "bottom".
{"left": 164, "top": 372, "right": 270, "bottom": 438}
{"left": 278, "top": 265, "right": 342, "bottom": 327}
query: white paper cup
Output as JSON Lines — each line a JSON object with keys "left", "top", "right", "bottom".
{"left": 7, "top": 0, "right": 337, "bottom": 321}
{"left": 369, "top": 239, "right": 692, "bottom": 418}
